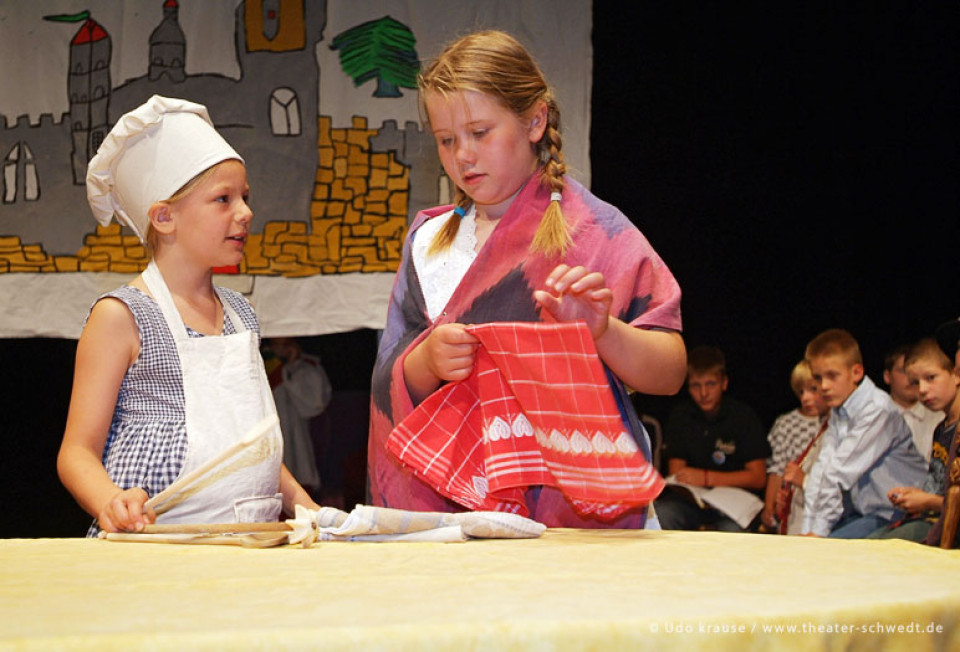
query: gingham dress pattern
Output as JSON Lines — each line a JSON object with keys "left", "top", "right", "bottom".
{"left": 765, "top": 409, "right": 822, "bottom": 476}
{"left": 85, "top": 285, "right": 258, "bottom": 536}
{"left": 388, "top": 321, "right": 665, "bottom": 519}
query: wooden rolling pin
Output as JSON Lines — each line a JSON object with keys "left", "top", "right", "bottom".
{"left": 102, "top": 531, "right": 289, "bottom": 548}
{"left": 144, "top": 415, "right": 278, "bottom": 516}
{"left": 142, "top": 522, "right": 292, "bottom": 534}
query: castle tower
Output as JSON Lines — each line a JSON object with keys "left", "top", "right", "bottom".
{"left": 243, "top": 0, "right": 308, "bottom": 53}
{"left": 149, "top": 0, "right": 186, "bottom": 82}
{"left": 224, "top": 1, "right": 325, "bottom": 229}
{"left": 67, "top": 17, "right": 111, "bottom": 184}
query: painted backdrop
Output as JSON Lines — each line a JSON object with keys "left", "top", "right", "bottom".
{"left": 0, "top": 0, "right": 591, "bottom": 337}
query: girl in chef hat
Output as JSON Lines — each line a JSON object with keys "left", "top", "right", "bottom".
{"left": 58, "top": 95, "right": 319, "bottom": 535}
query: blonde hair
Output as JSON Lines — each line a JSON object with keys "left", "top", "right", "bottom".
{"left": 805, "top": 328, "right": 863, "bottom": 366}
{"left": 144, "top": 163, "right": 226, "bottom": 251}
{"left": 419, "top": 30, "right": 570, "bottom": 258}
{"left": 790, "top": 360, "right": 814, "bottom": 397}
{"left": 904, "top": 337, "right": 953, "bottom": 372}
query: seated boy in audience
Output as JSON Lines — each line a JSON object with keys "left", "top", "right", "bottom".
{"left": 655, "top": 346, "right": 770, "bottom": 531}
{"left": 801, "top": 329, "right": 927, "bottom": 538}
{"left": 762, "top": 360, "right": 829, "bottom": 533}
{"left": 868, "top": 338, "right": 959, "bottom": 542}
{"left": 924, "top": 317, "right": 960, "bottom": 548}
{"left": 883, "top": 344, "right": 941, "bottom": 462}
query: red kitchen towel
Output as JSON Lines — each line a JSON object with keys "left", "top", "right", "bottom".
{"left": 387, "top": 321, "right": 664, "bottom": 519}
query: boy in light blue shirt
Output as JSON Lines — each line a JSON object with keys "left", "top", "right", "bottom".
{"left": 801, "top": 329, "right": 928, "bottom": 538}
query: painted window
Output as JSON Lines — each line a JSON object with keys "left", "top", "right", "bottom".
{"left": 3, "top": 143, "right": 39, "bottom": 204}
{"left": 270, "top": 88, "right": 300, "bottom": 136}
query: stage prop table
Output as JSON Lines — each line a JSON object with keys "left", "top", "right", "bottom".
{"left": 2, "top": 529, "right": 958, "bottom": 650}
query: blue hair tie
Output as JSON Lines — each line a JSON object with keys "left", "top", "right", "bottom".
{"left": 453, "top": 206, "right": 466, "bottom": 217}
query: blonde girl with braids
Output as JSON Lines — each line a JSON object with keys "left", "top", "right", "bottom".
{"left": 370, "top": 31, "right": 686, "bottom": 527}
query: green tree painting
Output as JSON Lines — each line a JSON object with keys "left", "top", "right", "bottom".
{"left": 331, "top": 16, "right": 419, "bottom": 98}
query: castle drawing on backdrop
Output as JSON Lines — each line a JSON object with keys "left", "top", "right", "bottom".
{"left": 0, "top": 0, "right": 445, "bottom": 276}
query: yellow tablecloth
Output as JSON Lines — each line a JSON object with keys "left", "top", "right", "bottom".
{"left": 2, "top": 529, "right": 959, "bottom": 650}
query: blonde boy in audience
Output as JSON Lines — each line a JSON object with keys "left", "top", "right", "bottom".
{"left": 801, "top": 329, "right": 927, "bottom": 538}
{"left": 925, "top": 317, "right": 960, "bottom": 548}
{"left": 868, "top": 338, "right": 960, "bottom": 542}
{"left": 762, "top": 361, "right": 829, "bottom": 533}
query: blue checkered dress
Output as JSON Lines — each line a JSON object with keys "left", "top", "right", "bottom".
{"left": 85, "top": 284, "right": 259, "bottom": 536}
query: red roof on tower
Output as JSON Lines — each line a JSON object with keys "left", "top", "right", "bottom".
{"left": 71, "top": 18, "right": 108, "bottom": 45}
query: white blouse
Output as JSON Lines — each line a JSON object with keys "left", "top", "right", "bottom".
{"left": 412, "top": 205, "right": 478, "bottom": 321}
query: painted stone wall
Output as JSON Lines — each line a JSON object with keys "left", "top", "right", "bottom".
{"left": 0, "top": 115, "right": 408, "bottom": 276}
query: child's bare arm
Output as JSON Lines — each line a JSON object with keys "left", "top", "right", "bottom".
{"left": 783, "top": 460, "right": 805, "bottom": 486}
{"left": 889, "top": 486, "right": 944, "bottom": 515}
{"left": 402, "top": 323, "right": 479, "bottom": 404}
{"left": 697, "top": 459, "right": 768, "bottom": 490}
{"left": 534, "top": 264, "right": 686, "bottom": 395}
{"left": 57, "top": 298, "right": 146, "bottom": 532}
{"left": 763, "top": 474, "right": 782, "bottom": 527}
{"left": 279, "top": 465, "right": 320, "bottom": 516}
{"left": 595, "top": 320, "right": 686, "bottom": 395}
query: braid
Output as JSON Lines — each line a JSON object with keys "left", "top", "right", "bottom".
{"left": 531, "top": 98, "right": 572, "bottom": 258}
{"left": 427, "top": 187, "right": 470, "bottom": 256}
{"left": 539, "top": 98, "right": 566, "bottom": 190}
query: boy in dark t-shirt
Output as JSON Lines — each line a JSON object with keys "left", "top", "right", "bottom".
{"left": 654, "top": 346, "right": 770, "bottom": 531}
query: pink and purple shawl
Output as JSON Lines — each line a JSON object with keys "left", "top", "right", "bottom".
{"left": 369, "top": 176, "right": 682, "bottom": 528}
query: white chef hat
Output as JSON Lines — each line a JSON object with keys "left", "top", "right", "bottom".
{"left": 86, "top": 95, "right": 243, "bottom": 243}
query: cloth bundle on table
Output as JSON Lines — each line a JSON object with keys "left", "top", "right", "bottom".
{"left": 286, "top": 504, "right": 546, "bottom": 543}
{"left": 388, "top": 322, "right": 665, "bottom": 519}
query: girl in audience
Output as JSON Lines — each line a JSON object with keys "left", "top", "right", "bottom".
{"left": 763, "top": 360, "right": 829, "bottom": 533}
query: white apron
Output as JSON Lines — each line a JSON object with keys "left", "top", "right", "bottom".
{"left": 143, "top": 261, "right": 283, "bottom": 524}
